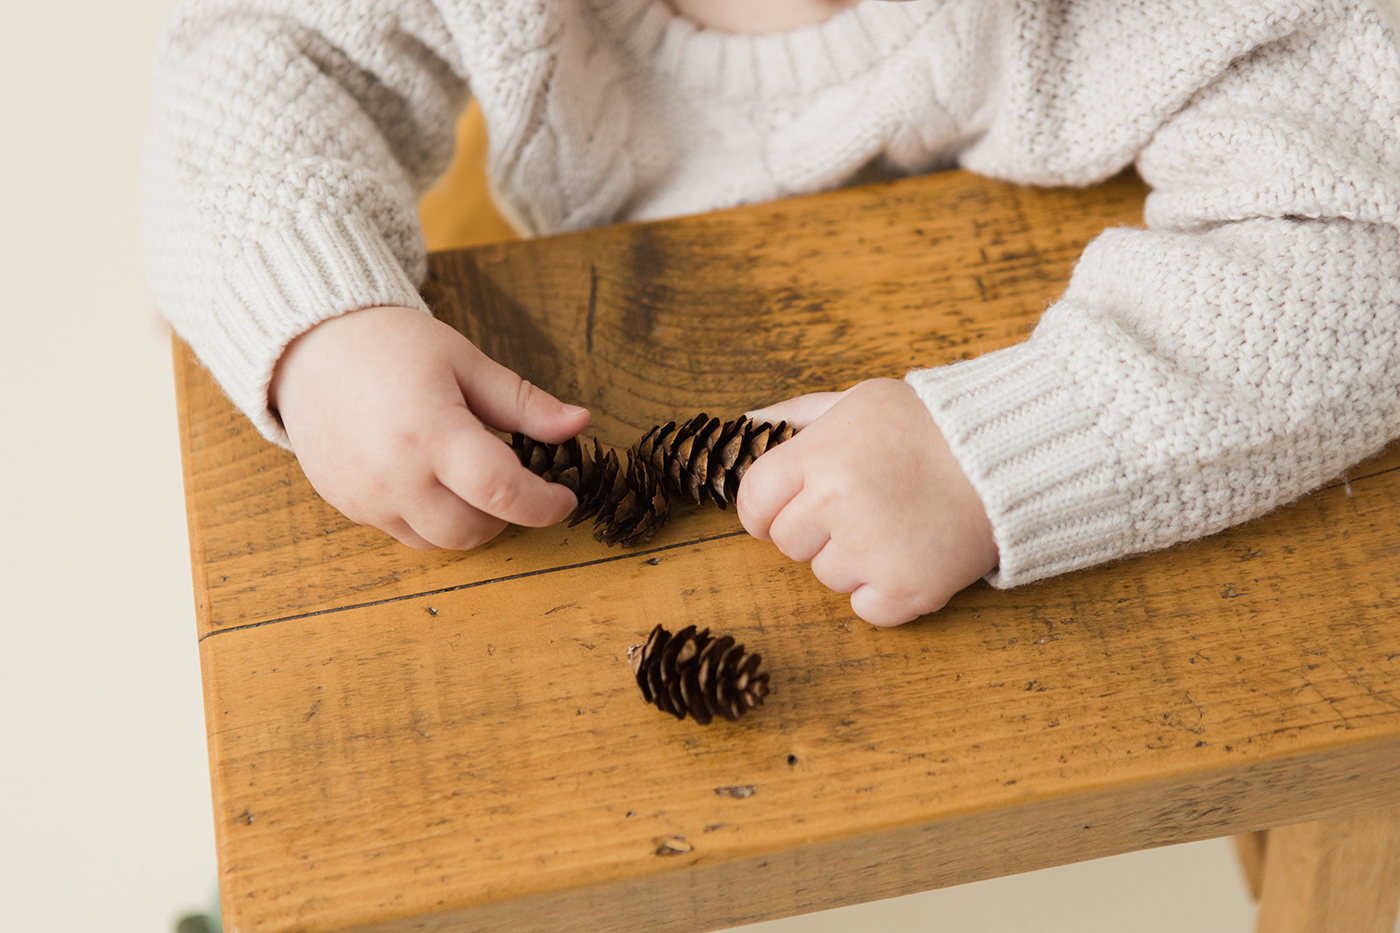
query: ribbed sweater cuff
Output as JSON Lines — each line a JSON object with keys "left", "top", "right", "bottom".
{"left": 202, "top": 213, "right": 430, "bottom": 447}
{"left": 905, "top": 341, "right": 1134, "bottom": 589}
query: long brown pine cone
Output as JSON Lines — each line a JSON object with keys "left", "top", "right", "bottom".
{"left": 627, "top": 624, "right": 769, "bottom": 725}
{"left": 637, "top": 414, "right": 794, "bottom": 509}
{"left": 512, "top": 414, "right": 794, "bottom": 547}
{"left": 511, "top": 435, "right": 669, "bottom": 547}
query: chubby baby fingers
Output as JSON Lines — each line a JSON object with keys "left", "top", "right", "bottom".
{"left": 433, "top": 412, "right": 577, "bottom": 527}
{"left": 455, "top": 344, "right": 590, "bottom": 444}
{"left": 337, "top": 483, "right": 507, "bottom": 552}
{"left": 399, "top": 483, "right": 509, "bottom": 551}
{"left": 849, "top": 583, "right": 945, "bottom": 628}
{"left": 765, "top": 497, "right": 832, "bottom": 563}
{"left": 807, "top": 539, "right": 864, "bottom": 594}
{"left": 375, "top": 517, "right": 437, "bottom": 551}
{"left": 735, "top": 442, "right": 804, "bottom": 542}
{"left": 746, "top": 389, "right": 848, "bottom": 431}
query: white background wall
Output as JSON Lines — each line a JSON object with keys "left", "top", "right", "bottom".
{"left": 0, "top": 1, "right": 219, "bottom": 930}
{"left": 2, "top": 2, "right": 1392, "bottom": 932}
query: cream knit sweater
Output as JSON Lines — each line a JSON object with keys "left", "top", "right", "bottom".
{"left": 144, "top": 0, "right": 1400, "bottom": 588}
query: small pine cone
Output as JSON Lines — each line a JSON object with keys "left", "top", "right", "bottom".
{"left": 512, "top": 434, "right": 670, "bottom": 547}
{"left": 626, "top": 624, "right": 770, "bottom": 725}
{"left": 635, "top": 415, "right": 795, "bottom": 509}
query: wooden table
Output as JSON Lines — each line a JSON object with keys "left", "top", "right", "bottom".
{"left": 175, "top": 169, "right": 1400, "bottom": 933}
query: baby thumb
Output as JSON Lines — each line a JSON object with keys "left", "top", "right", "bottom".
{"left": 746, "top": 390, "right": 849, "bottom": 431}
{"left": 458, "top": 350, "right": 589, "bottom": 442}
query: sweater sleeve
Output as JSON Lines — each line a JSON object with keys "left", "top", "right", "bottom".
{"left": 143, "top": 0, "right": 469, "bottom": 445}
{"left": 905, "top": 0, "right": 1400, "bottom": 588}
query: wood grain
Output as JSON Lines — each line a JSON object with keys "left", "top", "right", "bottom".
{"left": 175, "top": 169, "right": 1400, "bottom": 933}
{"left": 197, "top": 462, "right": 1400, "bottom": 933}
{"left": 1255, "top": 807, "right": 1400, "bottom": 933}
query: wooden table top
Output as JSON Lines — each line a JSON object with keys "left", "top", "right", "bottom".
{"left": 175, "top": 169, "right": 1400, "bottom": 933}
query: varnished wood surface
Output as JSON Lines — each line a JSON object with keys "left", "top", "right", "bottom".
{"left": 175, "top": 169, "right": 1400, "bottom": 933}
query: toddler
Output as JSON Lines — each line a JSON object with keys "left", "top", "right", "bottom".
{"left": 145, "top": 0, "right": 1400, "bottom": 626}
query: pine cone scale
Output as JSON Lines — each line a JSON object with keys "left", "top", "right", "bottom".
{"left": 686, "top": 447, "right": 709, "bottom": 504}
{"left": 716, "top": 422, "right": 745, "bottom": 470}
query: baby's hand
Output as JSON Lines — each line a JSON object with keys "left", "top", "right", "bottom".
{"left": 269, "top": 306, "right": 589, "bottom": 550}
{"left": 737, "top": 379, "right": 998, "bottom": 627}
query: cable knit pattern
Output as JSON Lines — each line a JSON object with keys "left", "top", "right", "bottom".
{"left": 145, "top": 0, "right": 1400, "bottom": 588}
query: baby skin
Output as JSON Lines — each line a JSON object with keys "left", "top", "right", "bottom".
{"left": 269, "top": 0, "right": 998, "bottom": 628}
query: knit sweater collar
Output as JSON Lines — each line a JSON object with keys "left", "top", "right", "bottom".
{"left": 588, "top": 0, "right": 941, "bottom": 99}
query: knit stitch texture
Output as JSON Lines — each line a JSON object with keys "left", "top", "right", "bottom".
{"left": 144, "top": 0, "right": 1400, "bottom": 588}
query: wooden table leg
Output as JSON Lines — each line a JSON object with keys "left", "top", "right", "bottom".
{"left": 1235, "top": 830, "right": 1269, "bottom": 900}
{"left": 1255, "top": 805, "right": 1400, "bottom": 933}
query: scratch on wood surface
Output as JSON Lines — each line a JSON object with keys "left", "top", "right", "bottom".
{"left": 585, "top": 263, "right": 597, "bottom": 354}
{"left": 715, "top": 785, "right": 757, "bottom": 799}
{"left": 654, "top": 836, "right": 692, "bottom": 856}
{"left": 303, "top": 698, "right": 322, "bottom": 722}
{"left": 198, "top": 531, "right": 748, "bottom": 641}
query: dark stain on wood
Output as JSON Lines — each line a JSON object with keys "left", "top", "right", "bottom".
{"left": 427, "top": 250, "right": 566, "bottom": 399}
